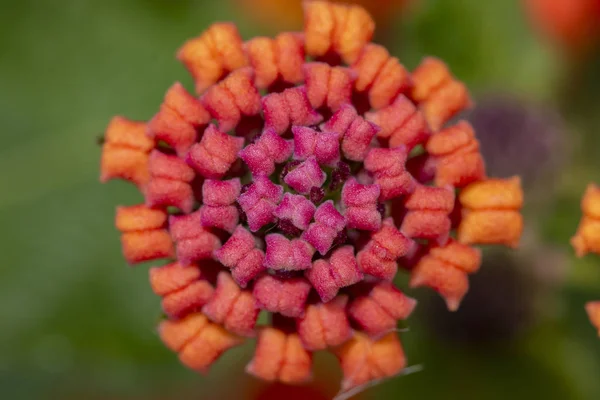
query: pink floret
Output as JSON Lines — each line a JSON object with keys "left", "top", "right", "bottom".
{"left": 292, "top": 126, "right": 340, "bottom": 167}
{"left": 342, "top": 178, "right": 382, "bottom": 231}
{"left": 284, "top": 157, "right": 326, "bottom": 195}
{"left": 199, "top": 178, "right": 241, "bottom": 233}
{"left": 237, "top": 176, "right": 284, "bottom": 231}
{"left": 240, "top": 128, "right": 293, "bottom": 176}
{"left": 321, "top": 105, "right": 378, "bottom": 161}
{"left": 214, "top": 225, "right": 266, "bottom": 287}
{"left": 273, "top": 193, "right": 316, "bottom": 231}
{"left": 306, "top": 245, "right": 363, "bottom": 302}
{"left": 187, "top": 124, "right": 244, "bottom": 179}
{"left": 169, "top": 211, "right": 221, "bottom": 265}
{"left": 253, "top": 274, "right": 312, "bottom": 318}
{"left": 302, "top": 200, "right": 346, "bottom": 255}
{"left": 265, "top": 234, "right": 315, "bottom": 271}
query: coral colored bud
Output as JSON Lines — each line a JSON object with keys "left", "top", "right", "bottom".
{"left": 246, "top": 328, "right": 312, "bottom": 384}
{"left": 458, "top": 177, "right": 524, "bottom": 248}
{"left": 253, "top": 274, "right": 312, "bottom": 318}
{"left": 237, "top": 176, "right": 284, "bottom": 231}
{"left": 214, "top": 225, "right": 266, "bottom": 287}
{"left": 292, "top": 126, "right": 340, "bottom": 167}
{"left": 357, "top": 218, "right": 413, "bottom": 280}
{"left": 169, "top": 211, "right": 221, "bottom": 265}
{"left": 245, "top": 32, "right": 305, "bottom": 89}
{"left": 306, "top": 245, "right": 363, "bottom": 302}
{"left": 411, "top": 57, "right": 472, "bottom": 131}
{"left": 302, "top": 200, "right": 346, "bottom": 255}
{"left": 187, "top": 124, "right": 244, "bottom": 179}
{"left": 202, "top": 68, "right": 261, "bottom": 132}
{"left": 100, "top": 117, "right": 153, "bottom": 188}
{"left": 429, "top": 239, "right": 482, "bottom": 274}
{"left": 365, "top": 95, "right": 431, "bottom": 150}
{"left": 265, "top": 234, "right": 315, "bottom": 271}
{"left": 199, "top": 178, "right": 241, "bottom": 233}
{"left": 202, "top": 272, "right": 259, "bottom": 337}
{"left": 159, "top": 313, "right": 243, "bottom": 373}
{"left": 304, "top": 62, "right": 356, "bottom": 111}
{"left": 336, "top": 332, "right": 407, "bottom": 391}
{"left": 411, "top": 239, "right": 481, "bottom": 311}
{"left": 115, "top": 205, "right": 174, "bottom": 264}
{"left": 262, "top": 86, "right": 323, "bottom": 135}
{"left": 322, "top": 105, "right": 379, "bottom": 161}
{"left": 147, "top": 83, "right": 210, "bottom": 156}
{"left": 149, "top": 262, "right": 214, "bottom": 319}
{"left": 240, "top": 128, "right": 293, "bottom": 176}
{"left": 342, "top": 178, "right": 382, "bottom": 231}
{"left": 303, "top": 1, "right": 375, "bottom": 64}
{"left": 145, "top": 151, "right": 196, "bottom": 213}
{"left": 274, "top": 193, "right": 316, "bottom": 231}
{"left": 164, "top": 82, "right": 211, "bottom": 126}
{"left": 297, "top": 296, "right": 352, "bottom": 350}
{"left": 586, "top": 301, "right": 600, "bottom": 336}
{"left": 401, "top": 184, "right": 454, "bottom": 244}
{"left": 348, "top": 282, "right": 416, "bottom": 336}
{"left": 284, "top": 156, "right": 327, "bottom": 194}
{"left": 426, "top": 120, "right": 486, "bottom": 187}
{"left": 177, "top": 23, "right": 248, "bottom": 94}
{"left": 364, "top": 147, "right": 416, "bottom": 201}
{"left": 572, "top": 183, "right": 600, "bottom": 257}
{"left": 352, "top": 44, "right": 412, "bottom": 109}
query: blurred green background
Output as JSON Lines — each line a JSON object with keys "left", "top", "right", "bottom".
{"left": 1, "top": 0, "right": 600, "bottom": 399}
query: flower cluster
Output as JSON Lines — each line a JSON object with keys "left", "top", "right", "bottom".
{"left": 572, "top": 183, "right": 600, "bottom": 336}
{"left": 100, "top": 0, "right": 524, "bottom": 392}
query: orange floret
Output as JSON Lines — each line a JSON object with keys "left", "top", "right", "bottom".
{"left": 303, "top": 0, "right": 375, "bottom": 64}
{"left": 335, "top": 332, "right": 406, "bottom": 391}
{"left": 100, "top": 117, "right": 153, "bottom": 188}
{"left": 149, "top": 262, "right": 214, "bottom": 319}
{"left": 115, "top": 205, "right": 174, "bottom": 264}
{"left": 296, "top": 296, "right": 352, "bottom": 350}
{"left": 246, "top": 327, "right": 313, "bottom": 384}
{"left": 147, "top": 83, "right": 211, "bottom": 157}
{"left": 352, "top": 44, "right": 412, "bottom": 110}
{"left": 411, "top": 57, "right": 472, "bottom": 131}
{"left": 202, "top": 68, "right": 262, "bottom": 132}
{"left": 304, "top": 62, "right": 356, "bottom": 112}
{"left": 159, "top": 313, "right": 243, "bottom": 373}
{"left": 245, "top": 32, "right": 305, "bottom": 89}
{"left": 571, "top": 183, "right": 600, "bottom": 257}
{"left": 458, "top": 177, "right": 524, "bottom": 248}
{"left": 410, "top": 240, "right": 481, "bottom": 311}
{"left": 178, "top": 23, "right": 248, "bottom": 94}
{"left": 426, "top": 120, "right": 486, "bottom": 187}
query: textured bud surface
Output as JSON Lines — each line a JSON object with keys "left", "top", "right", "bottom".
{"left": 100, "top": 0, "right": 524, "bottom": 392}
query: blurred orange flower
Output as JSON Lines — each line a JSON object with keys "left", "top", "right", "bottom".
{"left": 524, "top": 0, "right": 600, "bottom": 53}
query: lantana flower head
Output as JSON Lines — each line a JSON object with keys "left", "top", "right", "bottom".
{"left": 100, "top": 0, "right": 524, "bottom": 393}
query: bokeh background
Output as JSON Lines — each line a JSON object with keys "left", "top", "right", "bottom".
{"left": 2, "top": 0, "right": 600, "bottom": 399}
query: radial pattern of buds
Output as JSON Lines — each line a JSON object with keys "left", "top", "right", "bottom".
{"left": 572, "top": 183, "right": 600, "bottom": 336}
{"left": 100, "top": 0, "right": 524, "bottom": 393}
